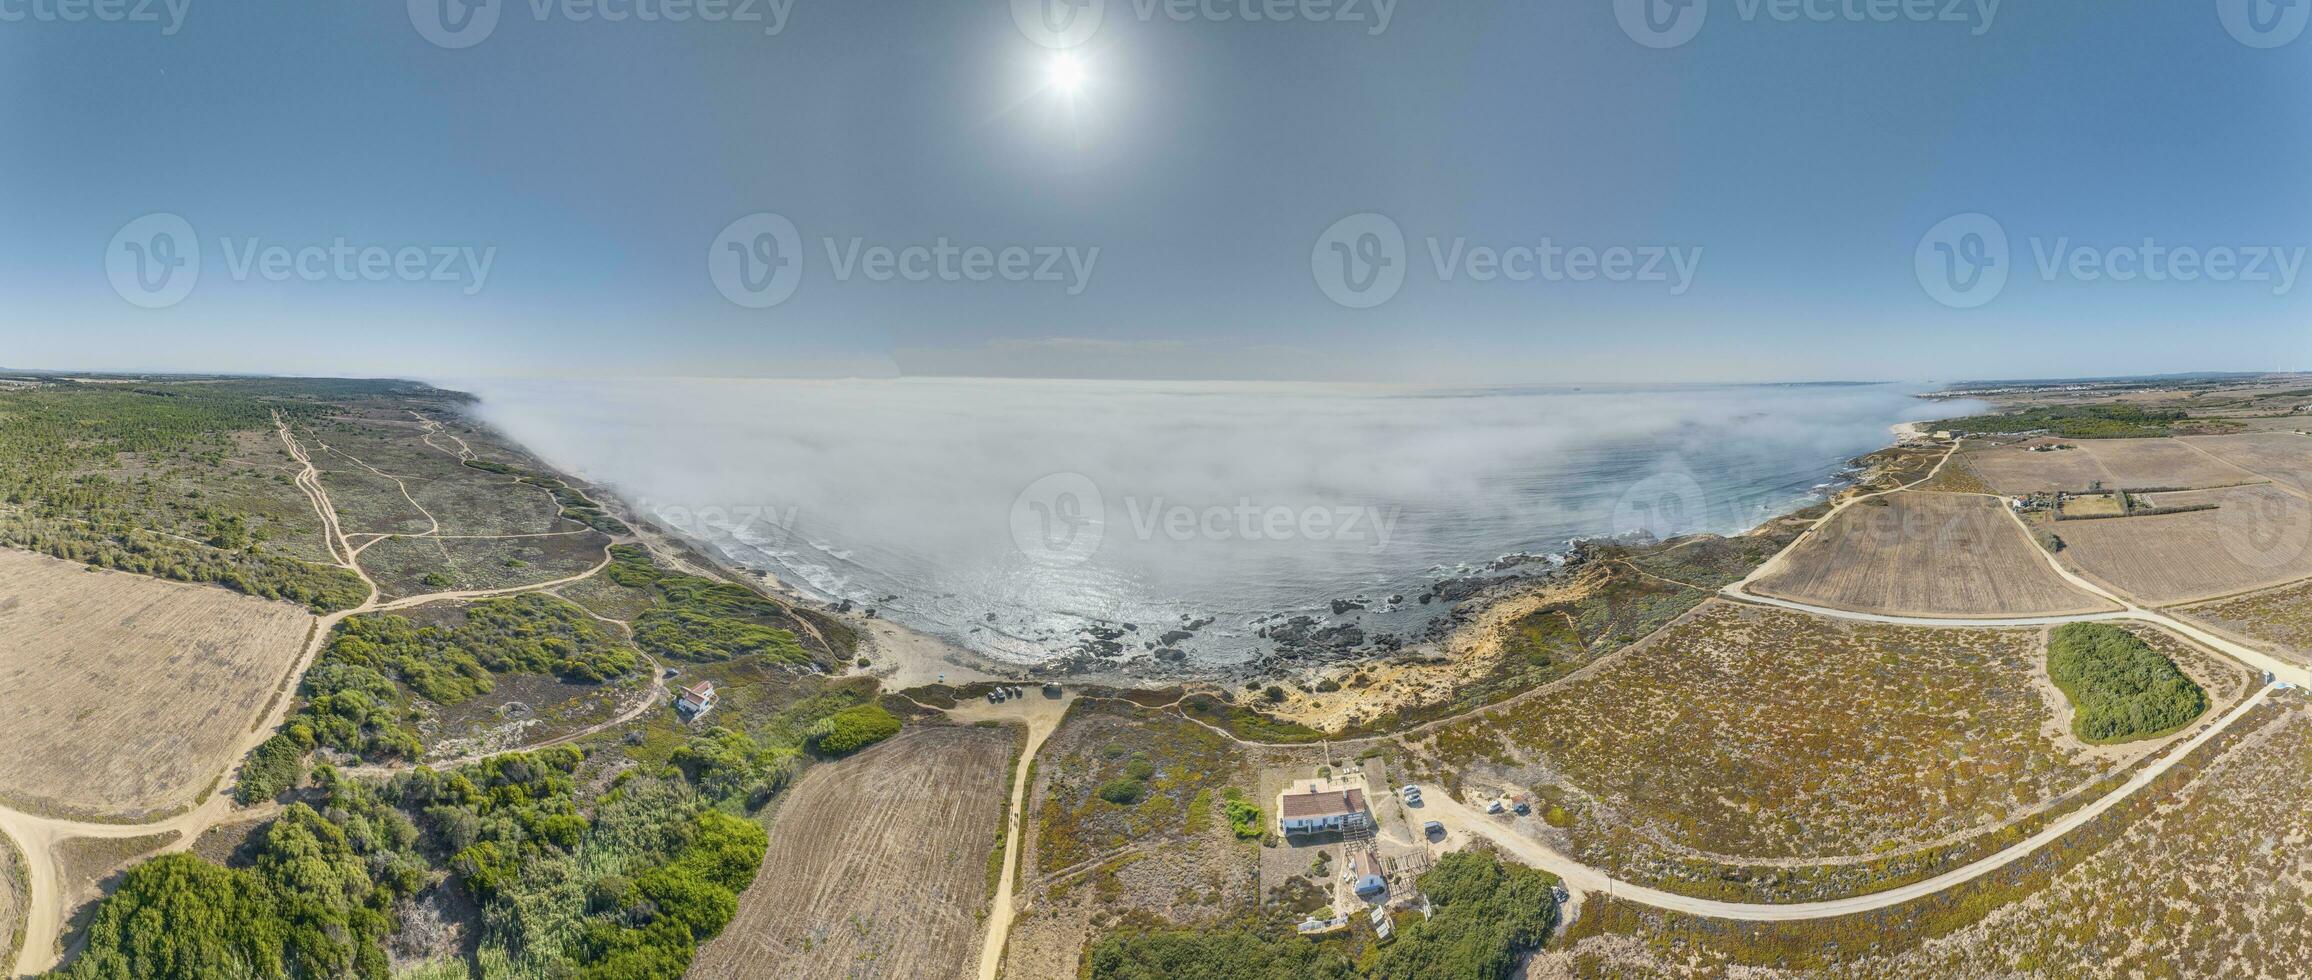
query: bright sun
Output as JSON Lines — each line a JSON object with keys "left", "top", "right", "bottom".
{"left": 1046, "top": 53, "right": 1087, "bottom": 96}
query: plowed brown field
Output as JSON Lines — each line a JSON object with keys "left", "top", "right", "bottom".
{"left": 0, "top": 548, "right": 313, "bottom": 819}
{"left": 690, "top": 725, "right": 1016, "bottom": 980}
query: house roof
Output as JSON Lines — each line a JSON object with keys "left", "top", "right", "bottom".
{"left": 1351, "top": 848, "right": 1385, "bottom": 878}
{"left": 1279, "top": 787, "right": 1367, "bottom": 820}
{"left": 682, "top": 682, "right": 716, "bottom": 698}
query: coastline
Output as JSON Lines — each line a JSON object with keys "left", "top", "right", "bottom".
{"left": 452, "top": 392, "right": 1944, "bottom": 700}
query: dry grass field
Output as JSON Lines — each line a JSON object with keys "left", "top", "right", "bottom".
{"left": 997, "top": 699, "right": 1263, "bottom": 980}
{"left": 2177, "top": 578, "right": 2312, "bottom": 666}
{"left": 2185, "top": 431, "right": 2312, "bottom": 496}
{"left": 2055, "top": 492, "right": 2125, "bottom": 517}
{"left": 1412, "top": 603, "right": 2139, "bottom": 874}
{"left": 1529, "top": 702, "right": 2312, "bottom": 978}
{"left": 1965, "top": 437, "right": 2263, "bottom": 494}
{"left": 2058, "top": 484, "right": 2312, "bottom": 604}
{"left": 1751, "top": 493, "right": 2115, "bottom": 617}
{"left": 689, "top": 725, "right": 1016, "bottom": 980}
{"left": 0, "top": 548, "right": 313, "bottom": 819}
{"left": 361, "top": 531, "right": 611, "bottom": 599}
{"left": 1913, "top": 454, "right": 1992, "bottom": 494}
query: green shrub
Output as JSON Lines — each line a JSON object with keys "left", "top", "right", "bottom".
{"left": 809, "top": 703, "right": 901, "bottom": 755}
{"left": 1221, "top": 790, "right": 1262, "bottom": 839}
{"left": 233, "top": 732, "right": 309, "bottom": 804}
{"left": 1097, "top": 778, "right": 1148, "bottom": 806}
{"left": 2047, "top": 623, "right": 2209, "bottom": 743}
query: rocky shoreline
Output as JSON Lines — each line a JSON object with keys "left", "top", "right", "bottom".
{"left": 550, "top": 413, "right": 1897, "bottom": 694}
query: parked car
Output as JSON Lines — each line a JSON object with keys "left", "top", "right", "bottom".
{"left": 1422, "top": 820, "right": 1445, "bottom": 837}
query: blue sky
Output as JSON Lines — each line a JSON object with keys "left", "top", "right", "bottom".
{"left": 1, "top": 1, "right": 2306, "bottom": 383}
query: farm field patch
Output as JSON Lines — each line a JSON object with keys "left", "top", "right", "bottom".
{"left": 689, "top": 725, "right": 1016, "bottom": 980}
{"left": 1409, "top": 603, "right": 2146, "bottom": 880}
{"left": 1751, "top": 493, "right": 2114, "bottom": 617}
{"left": 0, "top": 547, "right": 313, "bottom": 819}
{"left": 1965, "top": 437, "right": 2262, "bottom": 494}
{"left": 2057, "top": 484, "right": 2312, "bottom": 604}
{"left": 2185, "top": 431, "right": 2312, "bottom": 496}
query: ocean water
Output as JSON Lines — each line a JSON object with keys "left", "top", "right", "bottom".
{"left": 460, "top": 378, "right": 1972, "bottom": 670}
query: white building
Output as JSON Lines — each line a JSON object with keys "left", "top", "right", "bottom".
{"left": 1276, "top": 779, "right": 1371, "bottom": 836}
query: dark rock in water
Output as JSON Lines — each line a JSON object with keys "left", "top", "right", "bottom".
{"left": 1123, "top": 623, "right": 1139, "bottom": 632}
{"left": 985, "top": 612, "right": 996, "bottom": 621}
{"left": 1418, "top": 594, "right": 1433, "bottom": 605}
{"left": 1488, "top": 552, "right": 1557, "bottom": 572}
{"left": 1331, "top": 599, "right": 1367, "bottom": 616}
{"left": 1186, "top": 616, "right": 1215, "bottom": 630}
{"left": 1154, "top": 647, "right": 1187, "bottom": 662}
{"left": 835, "top": 599, "right": 855, "bottom": 613}
{"left": 1160, "top": 629, "right": 1194, "bottom": 646}
{"left": 864, "top": 608, "right": 878, "bottom": 618}
{"left": 1261, "top": 615, "right": 1366, "bottom": 660}
{"left": 1388, "top": 594, "right": 1404, "bottom": 605}
{"left": 1424, "top": 576, "right": 1493, "bottom": 604}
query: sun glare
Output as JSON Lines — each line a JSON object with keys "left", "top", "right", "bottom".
{"left": 1047, "top": 52, "right": 1087, "bottom": 97}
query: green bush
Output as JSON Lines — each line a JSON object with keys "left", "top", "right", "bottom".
{"left": 809, "top": 703, "right": 901, "bottom": 755}
{"left": 2047, "top": 623, "right": 2208, "bottom": 743}
{"left": 1097, "top": 778, "right": 1148, "bottom": 806}
{"left": 1367, "top": 851, "right": 1560, "bottom": 980}
{"left": 1221, "top": 790, "right": 1263, "bottom": 840}
{"left": 234, "top": 732, "right": 309, "bottom": 805}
